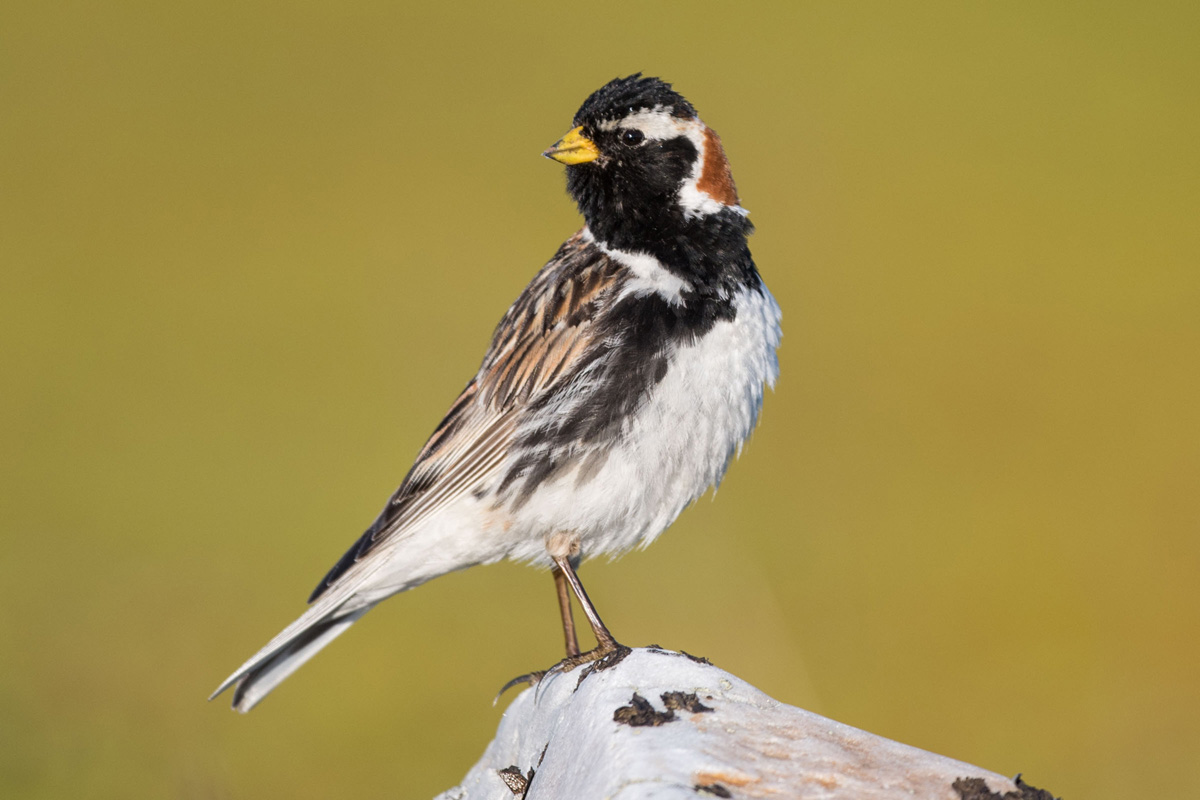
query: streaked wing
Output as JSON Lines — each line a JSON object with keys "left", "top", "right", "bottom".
{"left": 309, "top": 231, "right": 623, "bottom": 601}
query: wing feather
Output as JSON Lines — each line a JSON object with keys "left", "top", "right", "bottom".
{"left": 309, "top": 231, "right": 624, "bottom": 600}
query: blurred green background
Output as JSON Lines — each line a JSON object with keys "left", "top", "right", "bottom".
{"left": 3, "top": 2, "right": 1197, "bottom": 798}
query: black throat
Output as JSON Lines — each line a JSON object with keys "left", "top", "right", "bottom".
{"left": 568, "top": 166, "right": 759, "bottom": 301}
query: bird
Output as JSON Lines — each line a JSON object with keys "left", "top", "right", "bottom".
{"left": 211, "top": 74, "right": 782, "bottom": 712}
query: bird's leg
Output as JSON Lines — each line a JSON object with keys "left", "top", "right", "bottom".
{"left": 553, "top": 565, "right": 581, "bottom": 658}
{"left": 494, "top": 563, "right": 586, "bottom": 699}
{"left": 496, "top": 552, "right": 626, "bottom": 701}
{"left": 552, "top": 555, "right": 626, "bottom": 669}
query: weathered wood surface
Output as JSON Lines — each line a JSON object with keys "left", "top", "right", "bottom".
{"left": 437, "top": 647, "right": 1056, "bottom": 800}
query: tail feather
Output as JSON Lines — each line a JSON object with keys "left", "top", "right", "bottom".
{"left": 212, "top": 531, "right": 438, "bottom": 711}
{"left": 211, "top": 606, "right": 369, "bottom": 712}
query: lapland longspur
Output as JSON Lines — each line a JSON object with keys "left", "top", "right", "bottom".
{"left": 213, "top": 74, "right": 781, "bottom": 711}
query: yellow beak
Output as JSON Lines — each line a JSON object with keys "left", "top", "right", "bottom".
{"left": 543, "top": 126, "right": 600, "bottom": 165}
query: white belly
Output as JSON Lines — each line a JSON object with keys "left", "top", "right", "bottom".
{"left": 504, "top": 284, "right": 782, "bottom": 563}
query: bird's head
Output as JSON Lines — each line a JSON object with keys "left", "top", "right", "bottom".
{"left": 544, "top": 74, "right": 743, "bottom": 249}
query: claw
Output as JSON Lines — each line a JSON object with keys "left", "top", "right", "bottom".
{"left": 494, "top": 670, "right": 546, "bottom": 705}
{"left": 494, "top": 641, "right": 633, "bottom": 705}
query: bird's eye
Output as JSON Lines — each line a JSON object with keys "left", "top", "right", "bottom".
{"left": 620, "top": 129, "right": 645, "bottom": 146}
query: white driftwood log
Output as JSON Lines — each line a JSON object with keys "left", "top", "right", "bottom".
{"left": 437, "top": 647, "right": 1055, "bottom": 800}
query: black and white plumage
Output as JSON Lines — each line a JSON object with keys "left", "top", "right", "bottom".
{"left": 212, "top": 75, "right": 782, "bottom": 711}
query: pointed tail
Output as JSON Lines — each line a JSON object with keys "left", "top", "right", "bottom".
{"left": 210, "top": 605, "right": 370, "bottom": 712}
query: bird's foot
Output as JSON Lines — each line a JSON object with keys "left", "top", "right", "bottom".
{"left": 569, "top": 642, "right": 632, "bottom": 687}
{"left": 556, "top": 640, "right": 630, "bottom": 674}
{"left": 494, "top": 641, "right": 632, "bottom": 703}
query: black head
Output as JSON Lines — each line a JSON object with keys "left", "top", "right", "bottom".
{"left": 543, "top": 75, "right": 743, "bottom": 253}
{"left": 572, "top": 74, "right": 696, "bottom": 129}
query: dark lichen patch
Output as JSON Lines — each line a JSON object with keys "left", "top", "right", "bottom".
{"left": 642, "top": 645, "right": 712, "bottom": 665}
{"left": 952, "top": 775, "right": 1059, "bottom": 800}
{"left": 694, "top": 783, "right": 732, "bottom": 797}
{"left": 1012, "top": 776, "right": 1059, "bottom": 800}
{"left": 953, "top": 778, "right": 995, "bottom": 800}
{"left": 497, "top": 765, "right": 532, "bottom": 796}
{"left": 662, "top": 691, "right": 714, "bottom": 714}
{"left": 613, "top": 692, "right": 676, "bottom": 726}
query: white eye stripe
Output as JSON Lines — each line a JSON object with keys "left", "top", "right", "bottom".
{"left": 596, "top": 107, "right": 704, "bottom": 142}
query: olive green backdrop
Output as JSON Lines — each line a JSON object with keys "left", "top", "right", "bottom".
{"left": 3, "top": 2, "right": 1197, "bottom": 798}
